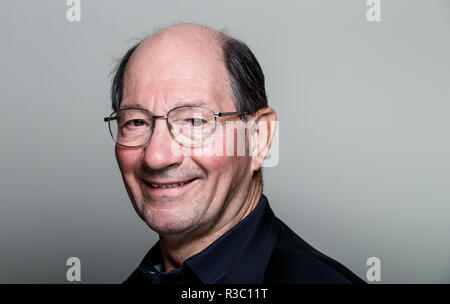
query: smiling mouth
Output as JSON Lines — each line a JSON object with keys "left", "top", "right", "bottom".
{"left": 144, "top": 178, "right": 197, "bottom": 189}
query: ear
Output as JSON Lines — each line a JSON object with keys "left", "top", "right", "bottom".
{"left": 248, "top": 107, "right": 277, "bottom": 173}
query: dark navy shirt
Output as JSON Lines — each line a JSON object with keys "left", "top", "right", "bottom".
{"left": 124, "top": 194, "right": 365, "bottom": 284}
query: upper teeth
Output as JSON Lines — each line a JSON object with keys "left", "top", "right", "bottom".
{"left": 150, "top": 182, "right": 186, "bottom": 189}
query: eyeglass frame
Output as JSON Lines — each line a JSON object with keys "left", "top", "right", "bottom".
{"left": 103, "top": 105, "right": 249, "bottom": 147}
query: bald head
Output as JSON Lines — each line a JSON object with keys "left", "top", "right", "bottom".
{"left": 139, "top": 23, "right": 226, "bottom": 51}
{"left": 122, "top": 23, "right": 230, "bottom": 109}
{"left": 128, "top": 24, "right": 226, "bottom": 77}
{"left": 111, "top": 22, "right": 267, "bottom": 115}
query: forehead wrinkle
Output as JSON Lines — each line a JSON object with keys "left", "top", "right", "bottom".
{"left": 119, "top": 99, "right": 209, "bottom": 111}
{"left": 122, "top": 75, "right": 233, "bottom": 113}
{"left": 123, "top": 79, "right": 213, "bottom": 101}
{"left": 123, "top": 74, "right": 229, "bottom": 104}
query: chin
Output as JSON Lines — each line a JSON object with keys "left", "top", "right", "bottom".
{"left": 141, "top": 206, "right": 199, "bottom": 236}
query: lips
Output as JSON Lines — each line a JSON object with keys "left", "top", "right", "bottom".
{"left": 143, "top": 178, "right": 197, "bottom": 190}
{"left": 149, "top": 181, "right": 188, "bottom": 189}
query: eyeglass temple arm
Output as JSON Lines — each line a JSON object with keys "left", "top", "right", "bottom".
{"left": 104, "top": 117, "right": 117, "bottom": 122}
{"left": 216, "top": 111, "right": 249, "bottom": 117}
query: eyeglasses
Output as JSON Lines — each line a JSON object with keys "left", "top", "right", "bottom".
{"left": 104, "top": 105, "right": 248, "bottom": 147}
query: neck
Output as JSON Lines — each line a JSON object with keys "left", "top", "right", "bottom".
{"left": 159, "top": 175, "right": 262, "bottom": 272}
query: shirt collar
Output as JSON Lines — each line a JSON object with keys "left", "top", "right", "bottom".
{"left": 137, "top": 194, "right": 279, "bottom": 284}
{"left": 185, "top": 194, "right": 279, "bottom": 283}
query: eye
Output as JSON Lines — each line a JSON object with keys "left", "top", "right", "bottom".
{"left": 187, "top": 118, "right": 207, "bottom": 126}
{"left": 125, "top": 119, "right": 146, "bottom": 127}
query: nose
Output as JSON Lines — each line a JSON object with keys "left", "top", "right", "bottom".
{"left": 142, "top": 118, "right": 183, "bottom": 171}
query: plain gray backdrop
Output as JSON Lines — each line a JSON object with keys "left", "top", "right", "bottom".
{"left": 0, "top": 0, "right": 449, "bottom": 283}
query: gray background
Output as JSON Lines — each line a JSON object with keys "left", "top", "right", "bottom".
{"left": 0, "top": 0, "right": 449, "bottom": 283}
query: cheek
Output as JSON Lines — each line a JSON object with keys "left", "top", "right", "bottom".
{"left": 190, "top": 152, "right": 250, "bottom": 183}
{"left": 191, "top": 154, "right": 229, "bottom": 173}
{"left": 187, "top": 122, "right": 251, "bottom": 178}
{"left": 115, "top": 146, "right": 141, "bottom": 174}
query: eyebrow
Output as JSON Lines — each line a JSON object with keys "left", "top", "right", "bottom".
{"left": 119, "top": 99, "right": 210, "bottom": 111}
{"left": 119, "top": 103, "right": 149, "bottom": 110}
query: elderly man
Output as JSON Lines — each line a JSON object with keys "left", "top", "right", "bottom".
{"left": 104, "top": 23, "right": 364, "bottom": 284}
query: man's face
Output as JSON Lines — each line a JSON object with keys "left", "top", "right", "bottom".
{"left": 115, "top": 31, "right": 252, "bottom": 236}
